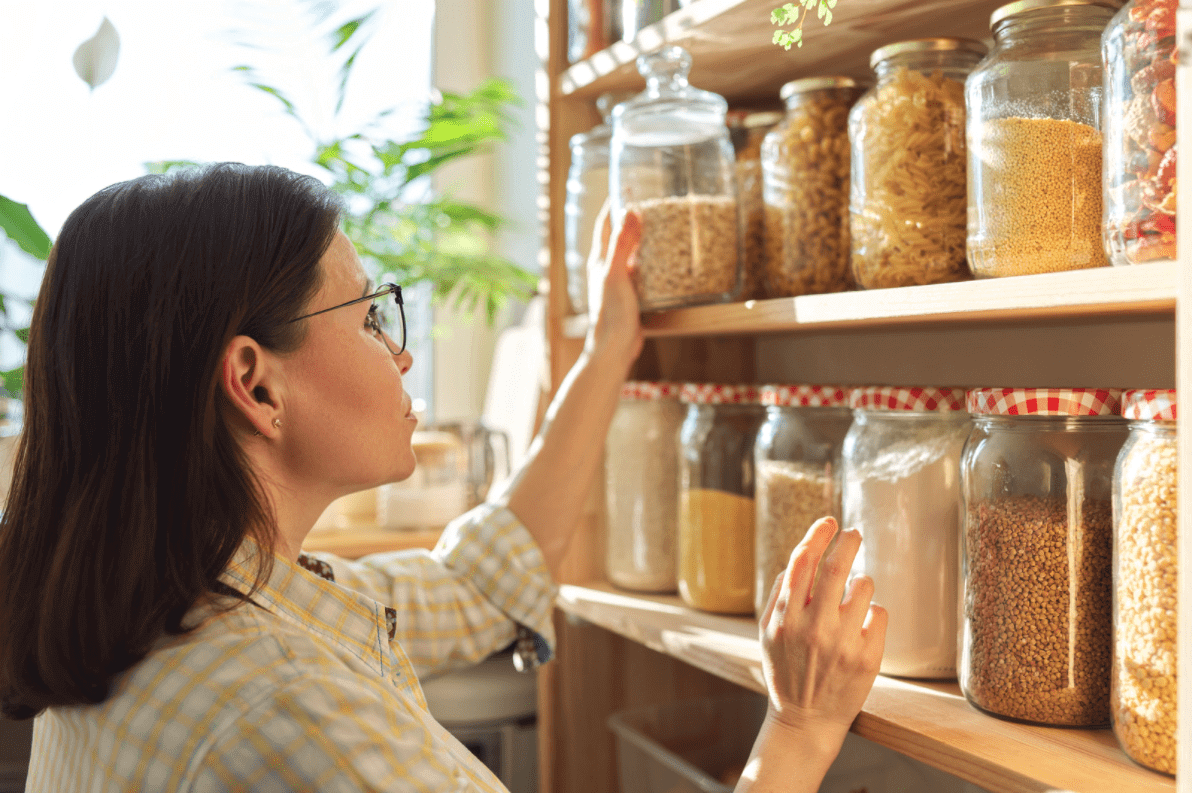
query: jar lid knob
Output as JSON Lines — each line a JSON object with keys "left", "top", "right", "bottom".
{"left": 636, "top": 46, "right": 692, "bottom": 88}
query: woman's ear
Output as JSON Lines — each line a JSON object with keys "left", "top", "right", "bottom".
{"left": 220, "top": 335, "right": 282, "bottom": 438}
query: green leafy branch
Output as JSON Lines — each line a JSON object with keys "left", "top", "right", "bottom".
{"left": 0, "top": 196, "right": 49, "bottom": 397}
{"left": 772, "top": 0, "right": 837, "bottom": 49}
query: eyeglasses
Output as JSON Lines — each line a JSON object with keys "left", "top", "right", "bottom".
{"left": 289, "top": 283, "right": 406, "bottom": 355}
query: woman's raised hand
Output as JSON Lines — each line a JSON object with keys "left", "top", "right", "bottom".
{"left": 585, "top": 200, "right": 643, "bottom": 371}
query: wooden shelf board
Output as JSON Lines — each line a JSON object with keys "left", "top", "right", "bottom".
{"left": 637, "top": 262, "right": 1175, "bottom": 338}
{"left": 301, "top": 528, "right": 441, "bottom": 560}
{"left": 559, "top": 0, "right": 1007, "bottom": 103}
{"left": 557, "top": 582, "right": 1174, "bottom": 793}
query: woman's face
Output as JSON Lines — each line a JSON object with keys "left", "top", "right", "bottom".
{"left": 280, "top": 230, "right": 417, "bottom": 494}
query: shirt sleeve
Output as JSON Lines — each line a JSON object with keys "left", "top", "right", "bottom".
{"left": 306, "top": 503, "right": 557, "bottom": 680}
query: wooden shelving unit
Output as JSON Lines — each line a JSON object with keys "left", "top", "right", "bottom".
{"left": 301, "top": 528, "right": 441, "bottom": 560}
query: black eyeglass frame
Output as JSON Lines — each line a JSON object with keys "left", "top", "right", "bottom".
{"left": 288, "top": 283, "right": 406, "bottom": 355}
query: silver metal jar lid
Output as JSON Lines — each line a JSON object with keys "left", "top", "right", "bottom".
{"left": 869, "top": 38, "right": 989, "bottom": 70}
{"left": 779, "top": 76, "right": 860, "bottom": 100}
{"left": 990, "top": 0, "right": 1121, "bottom": 29}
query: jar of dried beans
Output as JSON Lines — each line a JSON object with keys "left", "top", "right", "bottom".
{"left": 610, "top": 46, "right": 743, "bottom": 310}
{"left": 677, "top": 384, "right": 765, "bottom": 614}
{"left": 605, "top": 381, "right": 685, "bottom": 593}
{"left": 961, "top": 388, "right": 1127, "bottom": 726}
{"left": 849, "top": 39, "right": 985, "bottom": 289}
{"left": 1103, "top": 0, "right": 1178, "bottom": 266}
{"left": 843, "top": 386, "right": 970, "bottom": 679}
{"left": 1113, "top": 389, "right": 1177, "bottom": 774}
{"left": 761, "top": 77, "right": 864, "bottom": 298}
{"left": 728, "top": 109, "right": 782, "bottom": 299}
{"left": 753, "top": 385, "right": 853, "bottom": 615}
{"left": 966, "top": 0, "right": 1117, "bottom": 277}
{"left": 565, "top": 93, "right": 621, "bottom": 315}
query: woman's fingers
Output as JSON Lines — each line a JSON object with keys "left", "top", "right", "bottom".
{"left": 786, "top": 517, "right": 839, "bottom": 611}
{"left": 608, "top": 211, "right": 641, "bottom": 278}
{"left": 810, "top": 527, "right": 861, "bottom": 617}
{"left": 839, "top": 573, "right": 876, "bottom": 634}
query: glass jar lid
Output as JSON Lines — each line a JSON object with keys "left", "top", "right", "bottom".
{"left": 989, "top": 0, "right": 1121, "bottom": 29}
{"left": 570, "top": 92, "right": 629, "bottom": 152}
{"left": 851, "top": 386, "right": 967, "bottom": 412}
{"left": 760, "top": 384, "right": 851, "bottom": 408}
{"left": 612, "top": 45, "right": 729, "bottom": 147}
{"left": 779, "top": 76, "right": 859, "bottom": 100}
{"left": 679, "top": 383, "right": 761, "bottom": 405}
{"left": 620, "top": 381, "right": 681, "bottom": 400}
{"left": 966, "top": 387, "right": 1124, "bottom": 416}
{"left": 869, "top": 37, "right": 989, "bottom": 70}
{"left": 1122, "top": 389, "right": 1177, "bottom": 421}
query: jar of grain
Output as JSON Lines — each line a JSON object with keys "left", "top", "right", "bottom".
{"left": 564, "top": 93, "right": 621, "bottom": 315}
{"left": 966, "top": 0, "right": 1118, "bottom": 277}
{"left": 604, "top": 381, "right": 685, "bottom": 593}
{"left": 610, "top": 46, "right": 743, "bottom": 310}
{"left": 728, "top": 109, "right": 782, "bottom": 299}
{"left": 1103, "top": 0, "right": 1178, "bottom": 266}
{"left": 760, "top": 78, "right": 864, "bottom": 298}
{"left": 1112, "top": 389, "right": 1177, "bottom": 774}
{"left": 843, "top": 386, "right": 970, "bottom": 679}
{"left": 961, "top": 388, "right": 1127, "bottom": 726}
{"left": 677, "top": 383, "right": 766, "bottom": 614}
{"left": 753, "top": 384, "right": 853, "bottom": 615}
{"left": 849, "top": 39, "right": 985, "bottom": 289}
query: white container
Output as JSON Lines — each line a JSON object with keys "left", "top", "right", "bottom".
{"left": 843, "top": 386, "right": 970, "bottom": 680}
{"left": 376, "top": 431, "right": 468, "bottom": 531}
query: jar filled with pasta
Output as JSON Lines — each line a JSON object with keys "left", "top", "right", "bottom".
{"left": 1103, "top": 0, "right": 1178, "bottom": 266}
{"left": 1113, "top": 389, "right": 1177, "bottom": 774}
{"left": 610, "top": 46, "right": 743, "bottom": 310}
{"left": 604, "top": 381, "right": 685, "bottom": 593}
{"left": 761, "top": 77, "right": 864, "bottom": 298}
{"left": 753, "top": 384, "right": 853, "bottom": 615}
{"left": 678, "top": 384, "right": 766, "bottom": 614}
{"left": 850, "top": 39, "right": 986, "bottom": 289}
{"left": 967, "top": 0, "right": 1118, "bottom": 278}
{"left": 728, "top": 109, "right": 782, "bottom": 299}
{"left": 564, "top": 93, "right": 621, "bottom": 315}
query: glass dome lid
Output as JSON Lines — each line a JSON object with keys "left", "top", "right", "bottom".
{"left": 611, "top": 46, "right": 729, "bottom": 147}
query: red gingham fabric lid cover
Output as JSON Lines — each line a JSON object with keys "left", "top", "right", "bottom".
{"left": 966, "top": 388, "right": 1123, "bottom": 417}
{"left": 620, "top": 381, "right": 681, "bottom": 400}
{"left": 1122, "top": 389, "right": 1177, "bottom": 421}
{"left": 678, "top": 383, "right": 761, "bottom": 405}
{"left": 850, "top": 386, "right": 967, "bottom": 412}
{"left": 760, "top": 384, "right": 851, "bottom": 407}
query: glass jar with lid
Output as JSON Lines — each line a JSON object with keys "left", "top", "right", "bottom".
{"left": 753, "top": 384, "right": 853, "bottom": 615}
{"left": 565, "top": 93, "right": 624, "bottom": 315}
{"left": 1112, "top": 389, "right": 1177, "bottom": 774}
{"left": 1103, "top": 0, "right": 1177, "bottom": 266}
{"left": 728, "top": 109, "right": 782, "bottom": 300}
{"left": 677, "top": 383, "right": 765, "bottom": 614}
{"left": 761, "top": 77, "right": 864, "bottom": 298}
{"left": 843, "top": 386, "right": 970, "bottom": 679}
{"left": 610, "top": 46, "right": 742, "bottom": 310}
{"left": 849, "top": 39, "right": 985, "bottom": 289}
{"left": 604, "top": 381, "right": 685, "bottom": 593}
{"left": 961, "top": 388, "right": 1127, "bottom": 726}
{"left": 966, "top": 0, "right": 1118, "bottom": 278}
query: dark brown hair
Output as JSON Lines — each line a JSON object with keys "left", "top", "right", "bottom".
{"left": 0, "top": 163, "right": 342, "bottom": 718}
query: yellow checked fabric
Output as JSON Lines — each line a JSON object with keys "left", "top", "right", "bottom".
{"left": 25, "top": 502, "right": 557, "bottom": 792}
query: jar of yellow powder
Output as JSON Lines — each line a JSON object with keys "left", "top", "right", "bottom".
{"left": 677, "top": 383, "right": 766, "bottom": 615}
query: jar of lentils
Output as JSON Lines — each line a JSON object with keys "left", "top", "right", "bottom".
{"left": 843, "top": 386, "right": 970, "bottom": 679}
{"left": 1113, "top": 389, "right": 1177, "bottom": 774}
{"left": 604, "top": 381, "right": 684, "bottom": 593}
{"left": 961, "top": 388, "right": 1127, "bottom": 726}
{"left": 966, "top": 0, "right": 1118, "bottom": 277}
{"left": 677, "top": 384, "right": 766, "bottom": 614}
{"left": 849, "top": 39, "right": 986, "bottom": 289}
{"left": 753, "top": 384, "right": 853, "bottom": 615}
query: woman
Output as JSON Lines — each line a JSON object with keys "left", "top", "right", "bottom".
{"left": 0, "top": 163, "right": 886, "bottom": 792}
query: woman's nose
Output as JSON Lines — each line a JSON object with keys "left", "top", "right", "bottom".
{"left": 396, "top": 347, "right": 413, "bottom": 375}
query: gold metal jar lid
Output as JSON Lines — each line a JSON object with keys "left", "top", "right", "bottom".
{"left": 990, "top": 0, "right": 1121, "bottom": 29}
{"left": 869, "top": 38, "right": 989, "bottom": 70}
{"left": 779, "top": 76, "right": 859, "bottom": 100}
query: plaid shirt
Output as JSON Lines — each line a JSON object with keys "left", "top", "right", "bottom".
{"left": 26, "top": 502, "right": 557, "bottom": 792}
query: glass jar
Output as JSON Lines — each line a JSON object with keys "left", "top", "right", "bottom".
{"left": 565, "top": 93, "right": 621, "bottom": 315}
{"left": 753, "top": 385, "right": 853, "bottom": 615}
{"left": 610, "top": 46, "right": 742, "bottom": 310}
{"left": 843, "top": 386, "right": 970, "bottom": 679}
{"left": 762, "top": 77, "right": 864, "bottom": 298}
{"left": 966, "top": 0, "right": 1117, "bottom": 278}
{"left": 961, "top": 388, "right": 1127, "bottom": 726}
{"left": 728, "top": 109, "right": 782, "bottom": 300}
{"left": 677, "top": 384, "right": 765, "bottom": 614}
{"left": 849, "top": 39, "right": 985, "bottom": 289}
{"left": 1103, "top": 0, "right": 1178, "bottom": 266}
{"left": 604, "top": 381, "right": 685, "bottom": 593}
{"left": 1112, "top": 389, "right": 1177, "bottom": 774}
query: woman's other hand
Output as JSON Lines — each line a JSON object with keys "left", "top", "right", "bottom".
{"left": 585, "top": 201, "right": 642, "bottom": 371}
